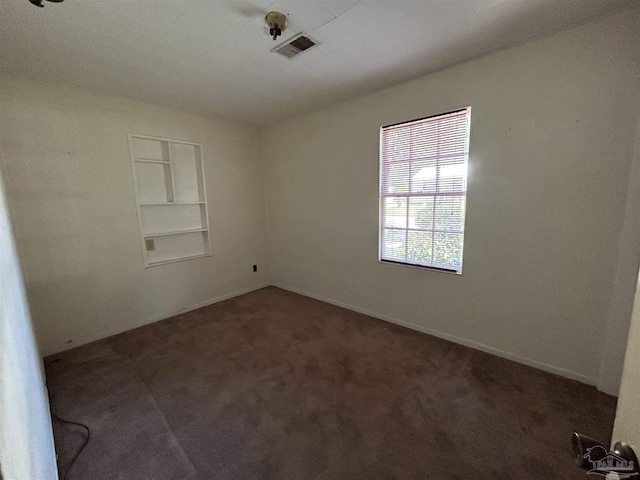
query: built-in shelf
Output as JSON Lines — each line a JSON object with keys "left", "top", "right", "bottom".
{"left": 144, "top": 228, "right": 208, "bottom": 237}
{"left": 129, "top": 134, "right": 211, "bottom": 267}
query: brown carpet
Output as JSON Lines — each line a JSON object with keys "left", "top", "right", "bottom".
{"left": 45, "top": 286, "right": 616, "bottom": 479}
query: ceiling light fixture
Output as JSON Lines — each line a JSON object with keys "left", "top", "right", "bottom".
{"left": 28, "top": 0, "right": 63, "bottom": 7}
{"left": 265, "top": 11, "right": 287, "bottom": 41}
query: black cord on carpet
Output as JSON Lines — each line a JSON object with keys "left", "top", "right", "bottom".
{"left": 52, "top": 413, "right": 90, "bottom": 480}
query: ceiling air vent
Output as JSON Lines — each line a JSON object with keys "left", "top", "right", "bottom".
{"left": 272, "top": 33, "right": 318, "bottom": 59}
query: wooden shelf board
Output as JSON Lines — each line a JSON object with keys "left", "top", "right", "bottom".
{"left": 140, "top": 202, "right": 205, "bottom": 206}
{"left": 147, "top": 253, "right": 212, "bottom": 267}
{"left": 144, "top": 228, "right": 208, "bottom": 237}
{"left": 134, "top": 158, "right": 170, "bottom": 164}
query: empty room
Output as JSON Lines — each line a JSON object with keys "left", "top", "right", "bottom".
{"left": 2, "top": 0, "right": 640, "bottom": 478}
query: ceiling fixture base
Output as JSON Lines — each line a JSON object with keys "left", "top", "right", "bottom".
{"left": 265, "top": 12, "right": 287, "bottom": 41}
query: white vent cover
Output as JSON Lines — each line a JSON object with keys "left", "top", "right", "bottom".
{"left": 272, "top": 33, "right": 318, "bottom": 59}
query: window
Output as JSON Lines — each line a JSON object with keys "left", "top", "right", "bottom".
{"left": 379, "top": 108, "right": 471, "bottom": 273}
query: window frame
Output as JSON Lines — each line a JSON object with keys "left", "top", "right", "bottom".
{"left": 378, "top": 107, "right": 471, "bottom": 274}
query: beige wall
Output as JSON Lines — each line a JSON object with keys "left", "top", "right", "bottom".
{"left": 262, "top": 9, "right": 640, "bottom": 390}
{"left": 0, "top": 75, "right": 270, "bottom": 356}
{"left": 0, "top": 170, "right": 57, "bottom": 480}
{"left": 612, "top": 278, "right": 640, "bottom": 449}
{"left": 611, "top": 112, "right": 640, "bottom": 448}
{"left": 598, "top": 106, "right": 640, "bottom": 396}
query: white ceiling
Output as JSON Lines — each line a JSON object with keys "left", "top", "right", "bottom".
{"left": 0, "top": 0, "right": 636, "bottom": 125}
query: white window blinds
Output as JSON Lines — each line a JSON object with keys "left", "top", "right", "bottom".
{"left": 379, "top": 108, "right": 471, "bottom": 273}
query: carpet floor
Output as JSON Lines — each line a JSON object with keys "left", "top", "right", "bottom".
{"left": 45, "top": 286, "right": 616, "bottom": 479}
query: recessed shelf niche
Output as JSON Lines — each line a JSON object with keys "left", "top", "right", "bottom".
{"left": 129, "top": 134, "right": 211, "bottom": 267}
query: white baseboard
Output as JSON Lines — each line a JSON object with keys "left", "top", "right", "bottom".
{"left": 273, "top": 283, "right": 597, "bottom": 387}
{"left": 40, "top": 283, "right": 270, "bottom": 357}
